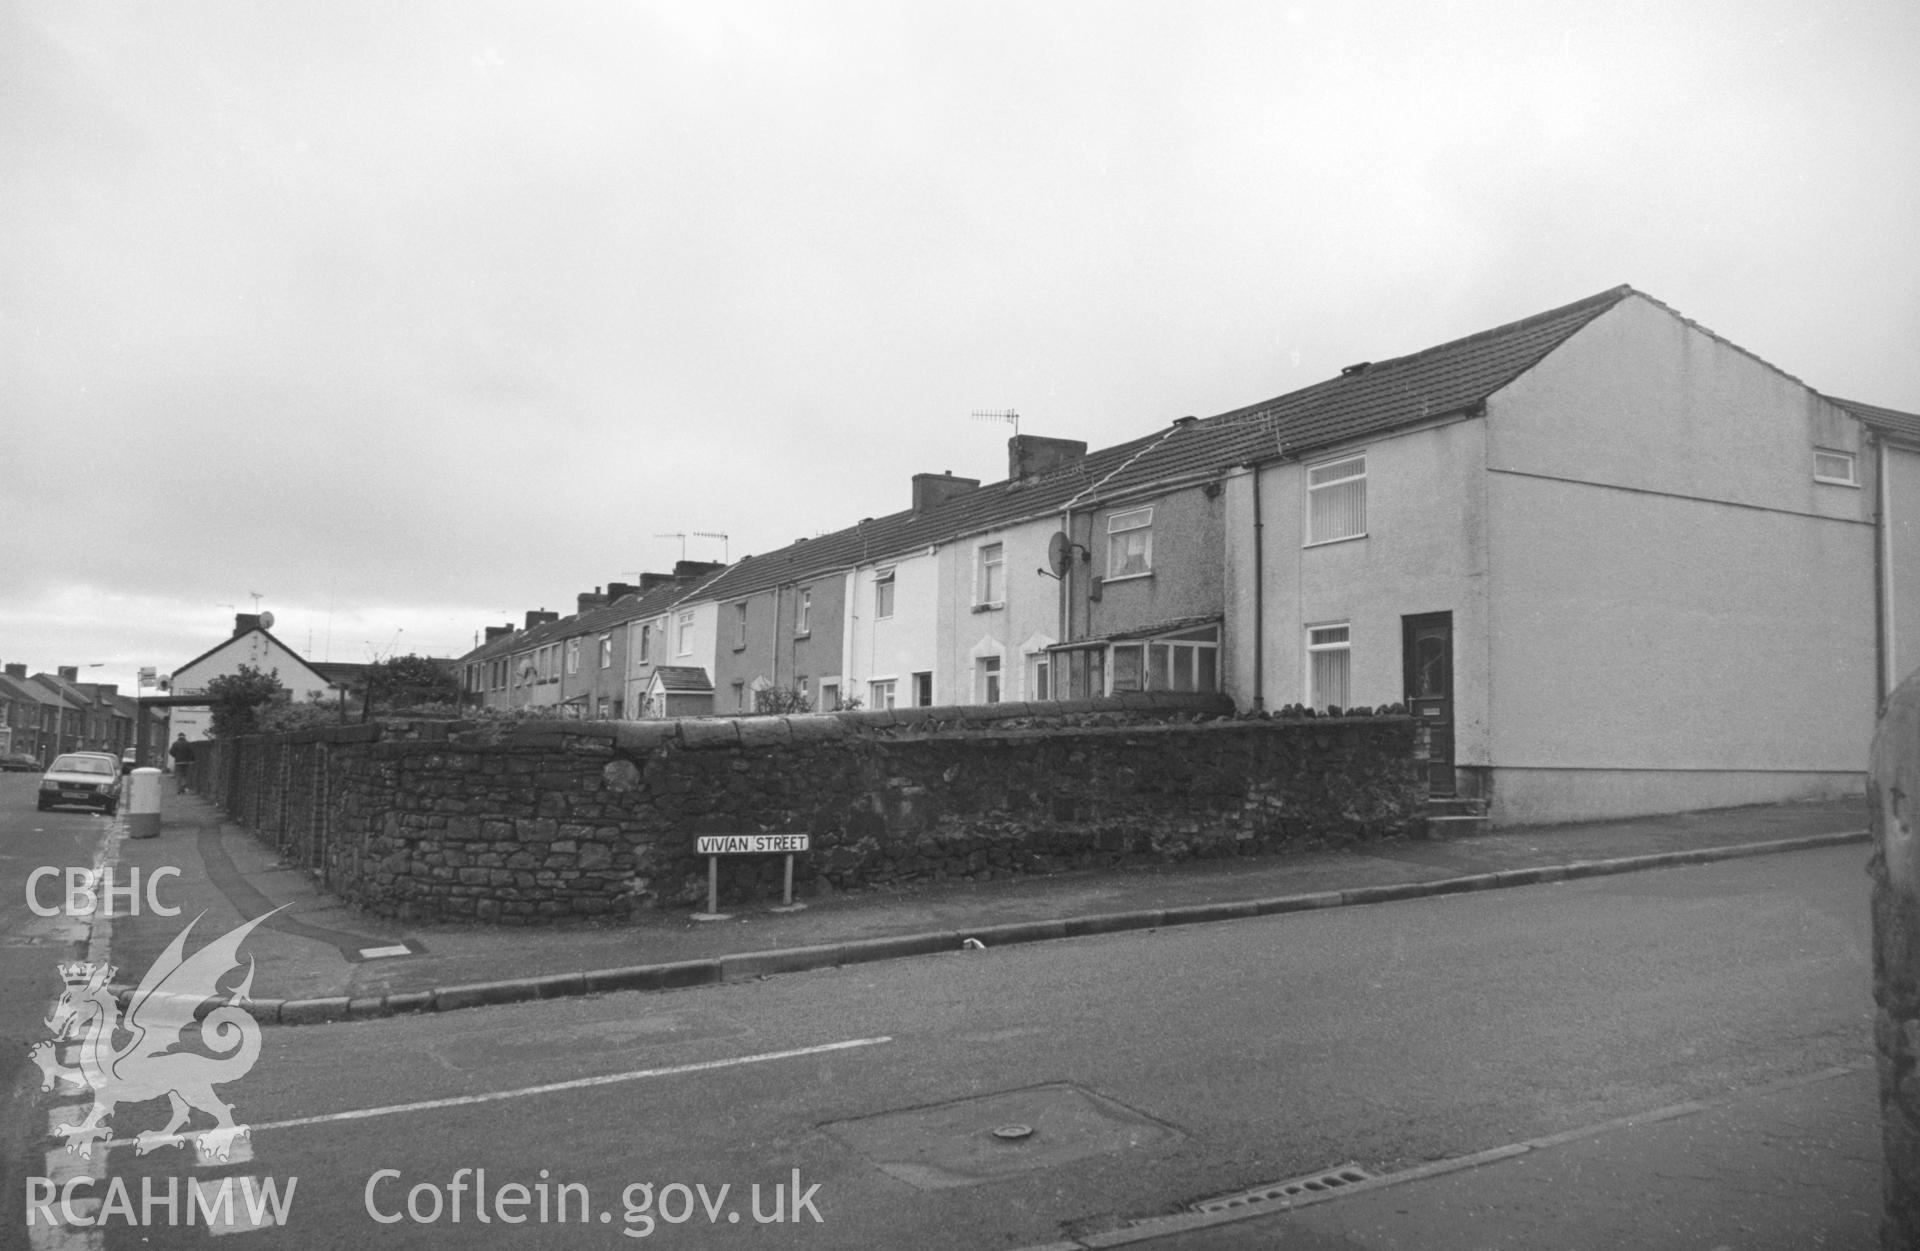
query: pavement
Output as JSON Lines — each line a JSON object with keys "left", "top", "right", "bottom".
{"left": 92, "top": 791, "right": 1871, "bottom": 1028}
{"left": 81, "top": 791, "right": 1883, "bottom": 1248}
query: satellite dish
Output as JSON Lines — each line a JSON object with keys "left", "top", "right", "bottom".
{"left": 1047, "top": 531, "right": 1073, "bottom": 578}
{"left": 258, "top": 610, "right": 275, "bottom": 630}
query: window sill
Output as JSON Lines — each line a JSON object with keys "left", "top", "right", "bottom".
{"left": 794, "top": 631, "right": 811, "bottom": 639}
{"left": 972, "top": 603, "right": 1005, "bottom": 614}
{"left": 1814, "top": 477, "right": 1860, "bottom": 489}
{"left": 1304, "top": 532, "right": 1368, "bottom": 549}
{"left": 1103, "top": 571, "right": 1153, "bottom": 585}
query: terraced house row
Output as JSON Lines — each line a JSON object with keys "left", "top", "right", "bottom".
{"left": 0, "top": 663, "right": 153, "bottom": 764}
{"left": 456, "top": 286, "right": 1920, "bottom": 827}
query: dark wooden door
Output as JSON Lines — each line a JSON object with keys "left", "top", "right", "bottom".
{"left": 1403, "top": 612, "right": 1455, "bottom": 795}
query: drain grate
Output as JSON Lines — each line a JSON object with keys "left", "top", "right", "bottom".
{"left": 1191, "top": 1162, "right": 1375, "bottom": 1213}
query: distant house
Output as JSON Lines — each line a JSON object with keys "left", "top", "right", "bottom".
{"left": 0, "top": 665, "right": 65, "bottom": 762}
{"left": 454, "top": 565, "right": 726, "bottom": 719}
{"left": 168, "top": 614, "right": 339, "bottom": 741}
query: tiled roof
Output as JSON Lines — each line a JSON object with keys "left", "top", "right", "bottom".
{"left": 456, "top": 575, "right": 729, "bottom": 665}
{"left": 0, "top": 674, "right": 64, "bottom": 708}
{"left": 1089, "top": 285, "right": 1633, "bottom": 499}
{"left": 687, "top": 433, "right": 1164, "bottom": 603}
{"left": 674, "top": 286, "right": 1636, "bottom": 604}
{"left": 457, "top": 286, "right": 1636, "bottom": 629}
{"left": 1829, "top": 396, "right": 1920, "bottom": 444}
{"left": 650, "top": 666, "right": 713, "bottom": 693}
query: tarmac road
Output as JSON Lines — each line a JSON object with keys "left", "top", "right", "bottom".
{"left": 13, "top": 839, "right": 1873, "bottom": 1249}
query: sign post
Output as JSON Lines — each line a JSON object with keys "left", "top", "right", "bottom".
{"left": 691, "top": 834, "right": 812, "bottom": 921}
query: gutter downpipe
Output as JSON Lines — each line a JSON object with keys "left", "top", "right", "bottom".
{"left": 1250, "top": 464, "right": 1265, "bottom": 712}
{"left": 1879, "top": 436, "right": 1892, "bottom": 704}
{"left": 1059, "top": 505, "right": 1073, "bottom": 691}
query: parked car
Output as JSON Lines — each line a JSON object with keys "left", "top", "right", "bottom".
{"left": 38, "top": 752, "right": 122, "bottom": 814}
{"left": 0, "top": 752, "right": 41, "bottom": 772}
{"left": 121, "top": 748, "right": 139, "bottom": 774}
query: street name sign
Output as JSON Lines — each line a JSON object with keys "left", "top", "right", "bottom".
{"left": 696, "top": 834, "right": 811, "bottom": 855}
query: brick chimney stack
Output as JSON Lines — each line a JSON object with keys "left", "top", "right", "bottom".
{"left": 524, "top": 609, "right": 560, "bottom": 630}
{"left": 1008, "top": 435, "right": 1087, "bottom": 481}
{"left": 234, "top": 613, "right": 262, "bottom": 636}
{"left": 3, "top": 663, "right": 25, "bottom": 678}
{"left": 911, "top": 470, "right": 981, "bottom": 514}
{"left": 576, "top": 587, "right": 610, "bottom": 614}
{"left": 57, "top": 666, "right": 78, "bottom": 681}
{"left": 483, "top": 625, "right": 514, "bottom": 643}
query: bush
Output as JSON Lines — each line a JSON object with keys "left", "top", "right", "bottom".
{"left": 206, "top": 665, "right": 286, "bottom": 739}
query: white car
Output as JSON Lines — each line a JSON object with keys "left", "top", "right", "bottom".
{"left": 38, "top": 753, "right": 122, "bottom": 815}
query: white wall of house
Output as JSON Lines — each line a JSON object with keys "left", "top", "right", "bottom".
{"left": 1480, "top": 295, "right": 1876, "bottom": 823}
{"left": 668, "top": 600, "right": 717, "bottom": 687}
{"left": 846, "top": 552, "right": 938, "bottom": 708}
{"left": 934, "top": 517, "right": 1058, "bottom": 704}
{"left": 1227, "top": 416, "right": 1493, "bottom": 752}
{"left": 171, "top": 631, "right": 332, "bottom": 741}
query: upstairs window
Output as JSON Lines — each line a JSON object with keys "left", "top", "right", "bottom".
{"left": 796, "top": 588, "right": 812, "bottom": 635}
{"left": 599, "top": 634, "right": 613, "bottom": 668}
{"left": 1814, "top": 449, "right": 1857, "bottom": 486}
{"left": 565, "top": 638, "right": 580, "bottom": 675}
{"left": 676, "top": 612, "right": 694, "bottom": 656}
{"left": 1308, "top": 454, "right": 1368, "bottom": 544}
{"left": 874, "top": 567, "right": 895, "bottom": 619}
{"left": 1107, "top": 507, "right": 1154, "bottom": 578}
{"left": 977, "top": 543, "right": 1004, "bottom": 606}
{"left": 734, "top": 602, "right": 749, "bottom": 648}
{"left": 636, "top": 623, "right": 652, "bottom": 665}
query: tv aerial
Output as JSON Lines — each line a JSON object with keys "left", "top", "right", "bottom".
{"left": 972, "top": 408, "right": 1020, "bottom": 437}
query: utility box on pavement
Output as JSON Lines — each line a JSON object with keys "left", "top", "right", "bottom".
{"left": 127, "top": 767, "right": 161, "bottom": 839}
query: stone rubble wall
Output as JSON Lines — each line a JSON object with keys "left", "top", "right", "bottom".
{"left": 195, "top": 694, "right": 1423, "bottom": 925}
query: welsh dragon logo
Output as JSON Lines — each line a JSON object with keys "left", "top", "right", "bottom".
{"left": 29, "top": 910, "right": 277, "bottom": 1161}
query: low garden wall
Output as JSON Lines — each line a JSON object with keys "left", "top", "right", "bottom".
{"left": 196, "top": 694, "right": 1424, "bottom": 924}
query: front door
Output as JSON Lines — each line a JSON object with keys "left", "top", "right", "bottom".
{"left": 1402, "top": 612, "right": 1455, "bottom": 795}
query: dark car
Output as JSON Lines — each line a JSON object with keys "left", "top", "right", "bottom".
{"left": 38, "top": 753, "right": 121, "bottom": 814}
{"left": 0, "top": 752, "right": 41, "bottom": 773}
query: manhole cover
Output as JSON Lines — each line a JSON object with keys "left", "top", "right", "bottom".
{"left": 824, "top": 1083, "right": 1180, "bottom": 1189}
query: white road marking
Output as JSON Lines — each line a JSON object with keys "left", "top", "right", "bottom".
{"left": 85, "top": 1035, "right": 892, "bottom": 1150}
{"left": 357, "top": 944, "right": 412, "bottom": 959}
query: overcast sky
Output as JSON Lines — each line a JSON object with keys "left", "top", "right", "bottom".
{"left": 4, "top": 0, "right": 1917, "bottom": 695}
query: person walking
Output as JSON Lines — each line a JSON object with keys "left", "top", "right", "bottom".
{"left": 168, "top": 733, "right": 196, "bottom": 794}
